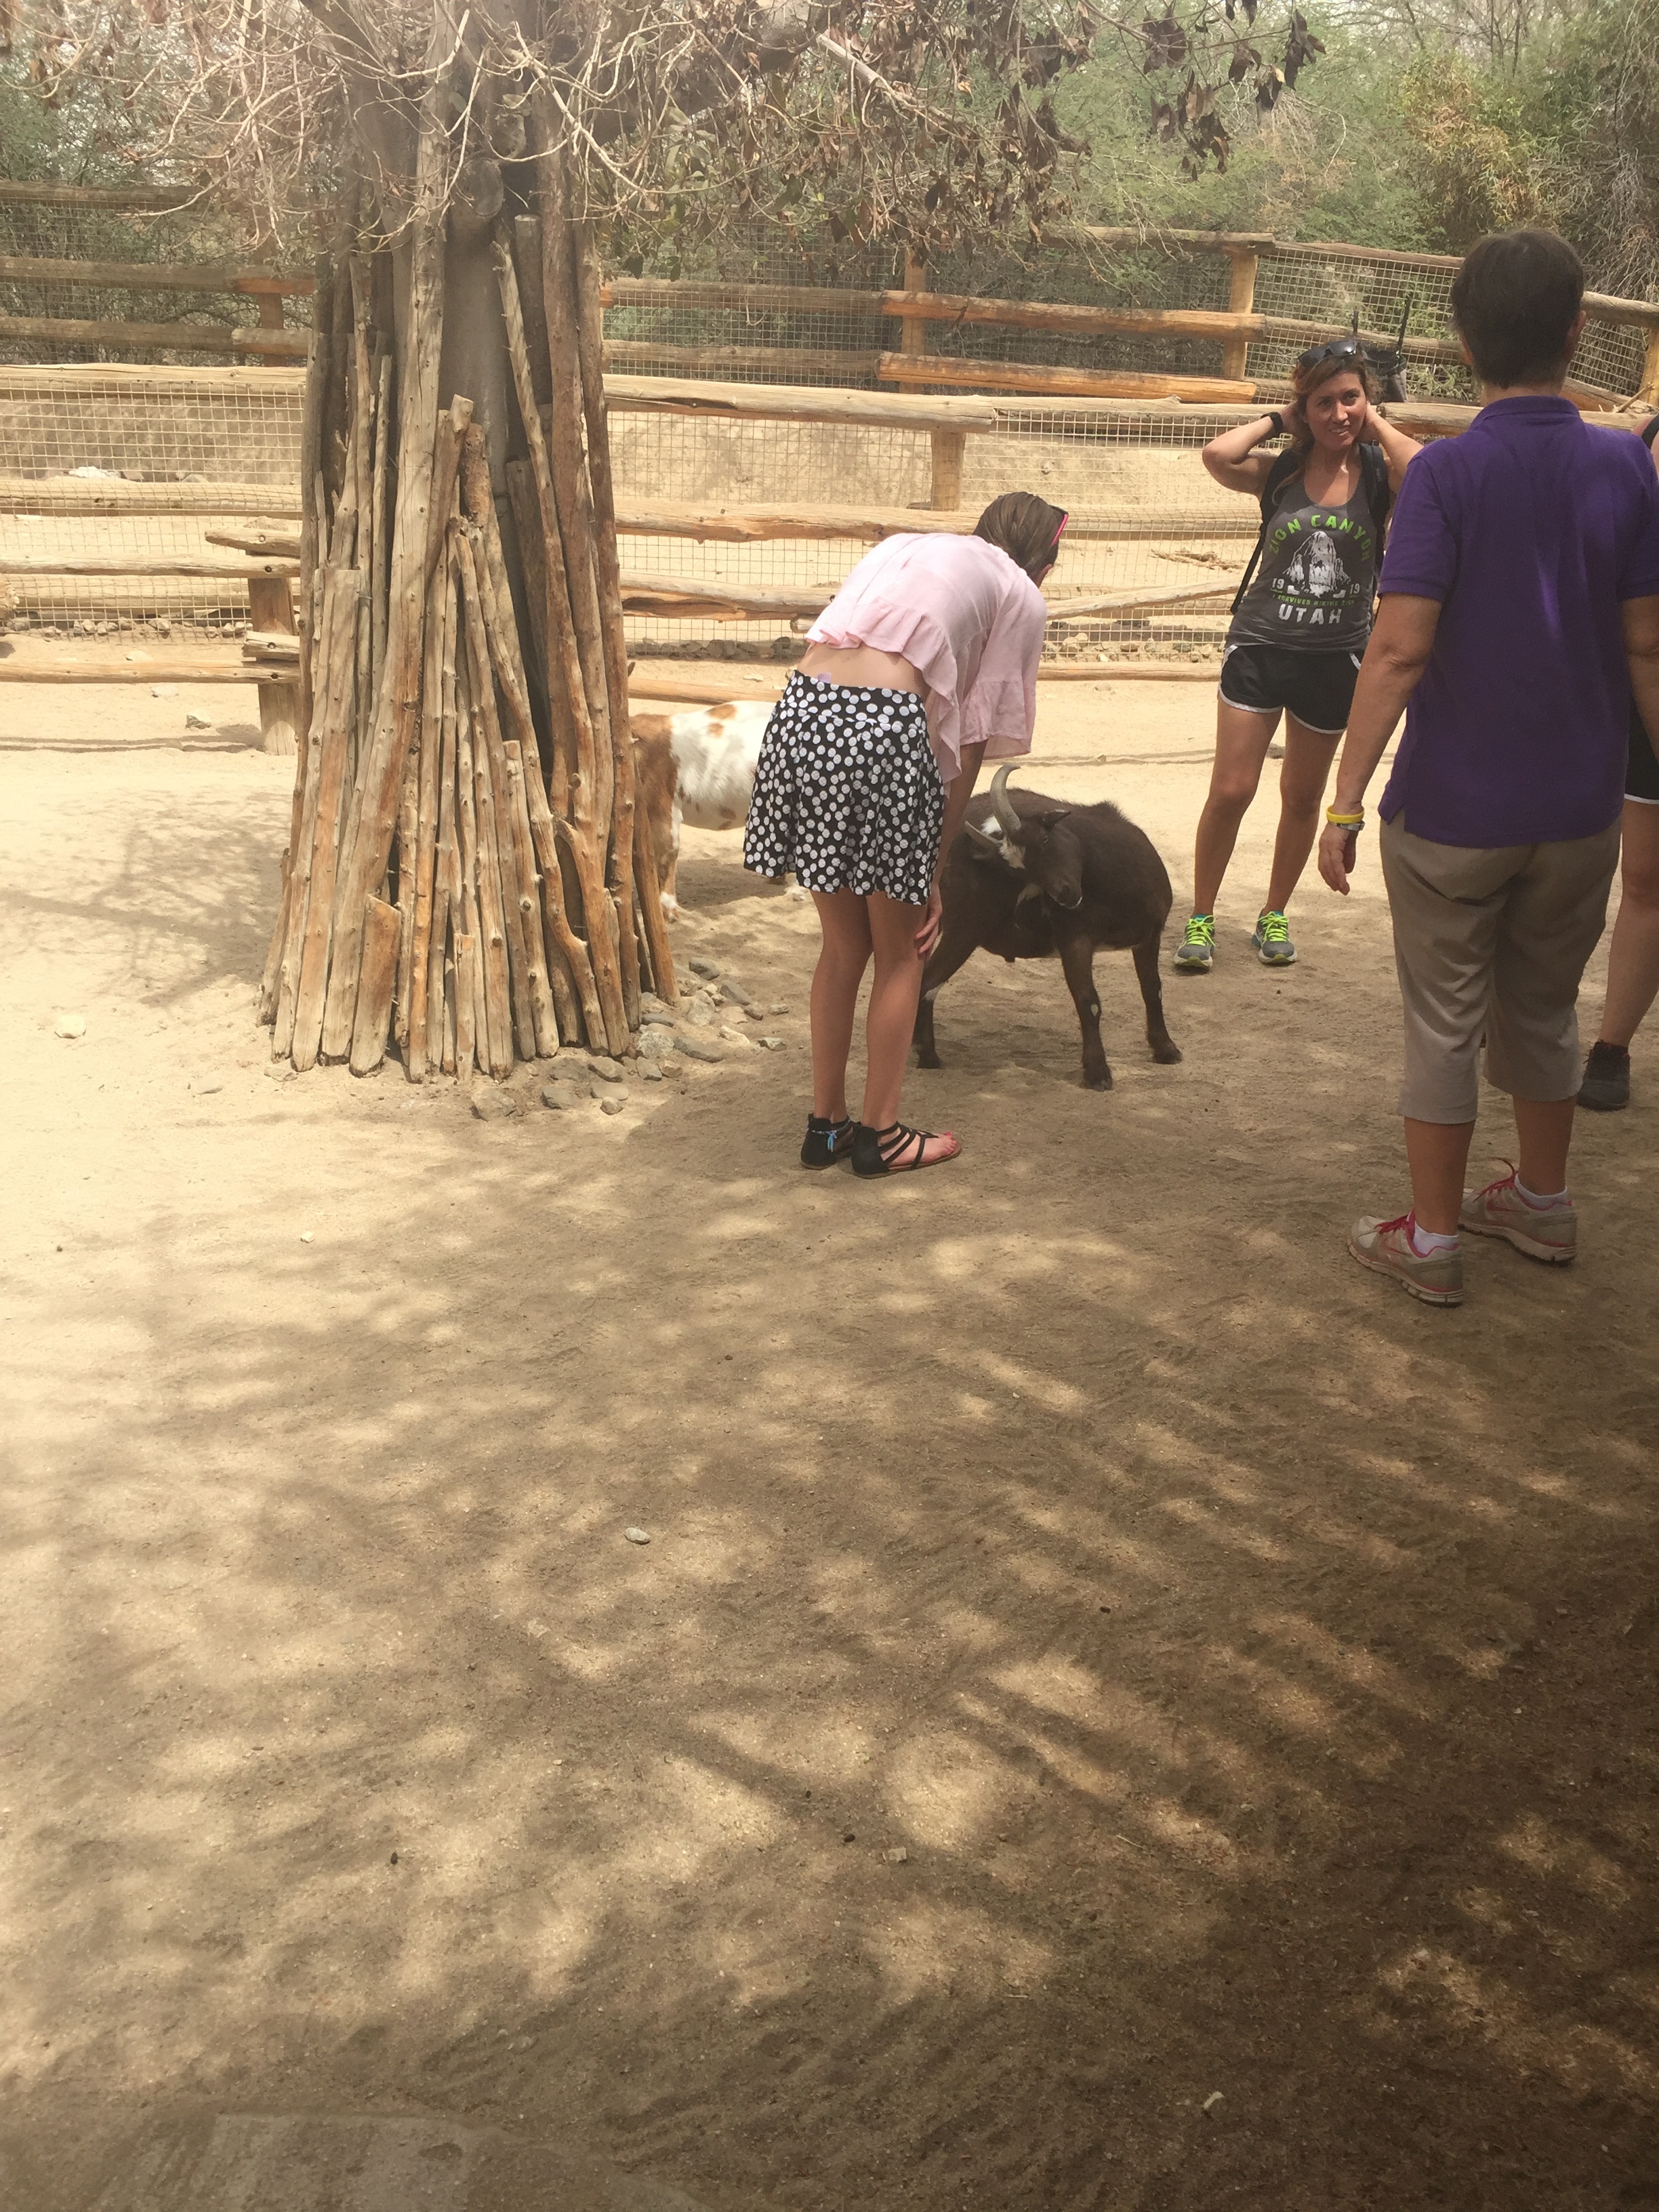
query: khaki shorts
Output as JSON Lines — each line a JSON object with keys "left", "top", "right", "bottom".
{"left": 1379, "top": 813, "right": 1620, "bottom": 1123}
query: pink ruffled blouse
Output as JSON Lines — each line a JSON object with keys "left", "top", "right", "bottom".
{"left": 804, "top": 533, "right": 1048, "bottom": 780}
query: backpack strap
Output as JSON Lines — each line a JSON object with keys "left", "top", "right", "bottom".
{"left": 1229, "top": 446, "right": 1303, "bottom": 616}
{"left": 1643, "top": 412, "right": 1659, "bottom": 451}
{"left": 1358, "top": 438, "right": 1393, "bottom": 535}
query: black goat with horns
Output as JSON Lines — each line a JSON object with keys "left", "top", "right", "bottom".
{"left": 914, "top": 764, "right": 1183, "bottom": 1091}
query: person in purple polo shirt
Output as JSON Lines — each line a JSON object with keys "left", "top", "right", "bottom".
{"left": 1316, "top": 228, "right": 1659, "bottom": 1307}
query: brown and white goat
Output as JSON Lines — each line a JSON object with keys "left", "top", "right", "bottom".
{"left": 632, "top": 699, "right": 775, "bottom": 913}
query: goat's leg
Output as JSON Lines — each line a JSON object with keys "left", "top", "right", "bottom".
{"left": 1133, "top": 931, "right": 1183, "bottom": 1064}
{"left": 914, "top": 920, "right": 979, "bottom": 1069}
{"left": 659, "top": 801, "right": 682, "bottom": 916}
{"left": 1058, "top": 933, "right": 1111, "bottom": 1090}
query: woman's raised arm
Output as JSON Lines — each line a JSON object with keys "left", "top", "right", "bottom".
{"left": 1364, "top": 403, "right": 1422, "bottom": 495}
{"left": 1202, "top": 411, "right": 1286, "bottom": 495}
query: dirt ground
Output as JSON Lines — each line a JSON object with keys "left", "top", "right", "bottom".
{"left": 3, "top": 669, "right": 1657, "bottom": 2212}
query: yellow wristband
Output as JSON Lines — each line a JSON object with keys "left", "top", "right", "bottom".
{"left": 1326, "top": 808, "right": 1365, "bottom": 827}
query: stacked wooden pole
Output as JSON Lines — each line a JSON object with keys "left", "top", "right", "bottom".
{"left": 259, "top": 130, "right": 675, "bottom": 1082}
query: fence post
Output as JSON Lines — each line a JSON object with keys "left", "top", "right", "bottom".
{"left": 930, "top": 430, "right": 966, "bottom": 510}
{"left": 901, "top": 251, "right": 929, "bottom": 360}
{"left": 1640, "top": 327, "right": 1659, "bottom": 408}
{"left": 1221, "top": 247, "right": 1258, "bottom": 382}
{"left": 897, "top": 251, "right": 961, "bottom": 507}
{"left": 249, "top": 574, "right": 300, "bottom": 756}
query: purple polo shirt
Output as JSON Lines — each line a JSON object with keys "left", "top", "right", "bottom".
{"left": 1378, "top": 396, "right": 1659, "bottom": 846}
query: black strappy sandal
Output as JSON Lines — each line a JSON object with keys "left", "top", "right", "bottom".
{"left": 801, "top": 1113, "right": 856, "bottom": 1169}
{"left": 851, "top": 1121, "right": 960, "bottom": 1177}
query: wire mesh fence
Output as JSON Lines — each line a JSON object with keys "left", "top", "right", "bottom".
{"left": 1, "top": 373, "right": 1254, "bottom": 653}
{"left": 1247, "top": 247, "right": 1645, "bottom": 398}
{"left": 0, "top": 367, "right": 304, "bottom": 636}
{"left": 5, "top": 203, "right": 1637, "bottom": 398}
{"left": 2, "top": 201, "right": 1651, "bottom": 657}
{"left": 609, "top": 401, "right": 1254, "bottom": 661}
{"left": 0, "top": 196, "right": 312, "bottom": 367}
{"left": 608, "top": 232, "right": 1247, "bottom": 389}
{"left": 0, "top": 367, "right": 303, "bottom": 478}
{"left": 599, "top": 226, "right": 1647, "bottom": 656}
{"left": 606, "top": 227, "right": 1649, "bottom": 406}
{"left": 0, "top": 510, "right": 295, "bottom": 638}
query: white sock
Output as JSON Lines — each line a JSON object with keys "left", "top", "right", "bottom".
{"left": 1408, "top": 1218, "right": 1459, "bottom": 1256}
{"left": 1515, "top": 1176, "right": 1570, "bottom": 1210}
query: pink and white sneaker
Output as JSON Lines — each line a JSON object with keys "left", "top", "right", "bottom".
{"left": 1348, "top": 1211, "right": 1465, "bottom": 1306}
{"left": 1459, "top": 1171, "right": 1578, "bottom": 1264}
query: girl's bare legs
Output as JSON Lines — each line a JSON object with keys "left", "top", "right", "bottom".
{"left": 810, "top": 888, "right": 958, "bottom": 1164}
{"left": 862, "top": 892, "right": 959, "bottom": 1164}
{"left": 1265, "top": 713, "right": 1343, "bottom": 913}
{"left": 1596, "top": 800, "right": 1659, "bottom": 1048}
{"left": 809, "top": 889, "right": 872, "bottom": 1120}
{"left": 1191, "top": 701, "right": 1281, "bottom": 915}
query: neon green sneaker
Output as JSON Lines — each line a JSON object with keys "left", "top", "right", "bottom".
{"left": 1174, "top": 913, "right": 1215, "bottom": 973}
{"left": 1252, "top": 909, "right": 1296, "bottom": 966}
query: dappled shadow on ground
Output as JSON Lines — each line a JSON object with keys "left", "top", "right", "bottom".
{"left": 3, "top": 769, "right": 1658, "bottom": 2212}
{"left": 2, "top": 759, "right": 280, "bottom": 1021}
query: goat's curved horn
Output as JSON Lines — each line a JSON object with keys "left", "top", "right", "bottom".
{"left": 964, "top": 819, "right": 1005, "bottom": 856}
{"left": 989, "top": 762, "right": 1022, "bottom": 840}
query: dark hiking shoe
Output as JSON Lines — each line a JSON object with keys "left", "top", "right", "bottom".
{"left": 1577, "top": 1041, "right": 1631, "bottom": 1112}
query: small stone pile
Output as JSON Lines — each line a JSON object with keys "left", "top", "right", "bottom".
{"left": 472, "top": 954, "right": 791, "bottom": 1122}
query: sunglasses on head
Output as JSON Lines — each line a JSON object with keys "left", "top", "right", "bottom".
{"left": 1296, "top": 335, "right": 1366, "bottom": 372}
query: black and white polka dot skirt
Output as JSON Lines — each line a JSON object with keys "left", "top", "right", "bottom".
{"left": 742, "top": 672, "right": 946, "bottom": 906}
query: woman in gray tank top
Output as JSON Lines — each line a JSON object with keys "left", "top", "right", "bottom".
{"left": 1173, "top": 344, "right": 1420, "bottom": 973}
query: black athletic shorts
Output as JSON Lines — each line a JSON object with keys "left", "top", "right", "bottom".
{"left": 1218, "top": 642, "right": 1362, "bottom": 736}
{"left": 1631, "top": 708, "right": 1659, "bottom": 804}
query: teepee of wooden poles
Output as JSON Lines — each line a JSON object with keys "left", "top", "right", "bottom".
{"left": 258, "top": 115, "right": 676, "bottom": 1082}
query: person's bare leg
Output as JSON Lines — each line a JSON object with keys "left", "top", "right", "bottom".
{"left": 1597, "top": 800, "right": 1659, "bottom": 1047}
{"left": 861, "top": 891, "right": 959, "bottom": 1164}
{"left": 1265, "top": 713, "right": 1342, "bottom": 914}
{"left": 809, "top": 889, "right": 872, "bottom": 1120}
{"left": 1404, "top": 1117, "right": 1475, "bottom": 1235}
{"left": 1513, "top": 1094, "right": 1576, "bottom": 1195}
{"left": 1191, "top": 701, "right": 1279, "bottom": 916}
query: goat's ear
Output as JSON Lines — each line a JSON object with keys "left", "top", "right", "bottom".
{"left": 1033, "top": 806, "right": 1071, "bottom": 830}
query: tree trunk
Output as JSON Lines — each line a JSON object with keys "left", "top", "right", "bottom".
{"left": 261, "top": 67, "right": 667, "bottom": 1085}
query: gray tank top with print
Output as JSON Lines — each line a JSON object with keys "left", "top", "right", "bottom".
{"left": 1227, "top": 468, "right": 1380, "bottom": 653}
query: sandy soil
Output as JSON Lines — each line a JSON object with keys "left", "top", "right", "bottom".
{"left": 3, "top": 671, "right": 1657, "bottom": 2212}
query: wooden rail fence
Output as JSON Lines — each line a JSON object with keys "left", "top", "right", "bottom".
{"left": 4, "top": 367, "right": 1650, "bottom": 708}
{"left": 600, "top": 254, "right": 1659, "bottom": 407}
{"left": 5, "top": 179, "right": 1655, "bottom": 393}
{"left": 5, "top": 190, "right": 1658, "bottom": 712}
